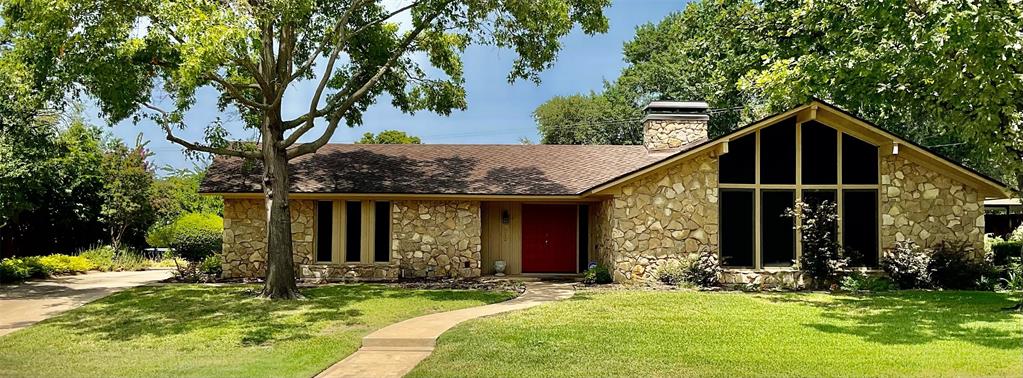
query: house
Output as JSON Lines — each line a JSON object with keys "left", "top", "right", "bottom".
{"left": 984, "top": 198, "right": 1022, "bottom": 237}
{"left": 199, "top": 99, "right": 1009, "bottom": 284}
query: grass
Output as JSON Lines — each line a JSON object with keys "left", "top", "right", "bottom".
{"left": 0, "top": 284, "right": 513, "bottom": 378}
{"left": 409, "top": 290, "right": 1023, "bottom": 377}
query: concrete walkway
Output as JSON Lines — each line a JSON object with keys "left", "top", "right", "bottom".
{"left": 316, "top": 281, "right": 575, "bottom": 378}
{"left": 0, "top": 269, "right": 173, "bottom": 336}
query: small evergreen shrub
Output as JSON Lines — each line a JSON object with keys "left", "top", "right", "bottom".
{"left": 840, "top": 272, "right": 894, "bottom": 292}
{"left": 783, "top": 200, "right": 848, "bottom": 288}
{"left": 1009, "top": 224, "right": 1023, "bottom": 242}
{"left": 656, "top": 250, "right": 721, "bottom": 288}
{"left": 656, "top": 260, "right": 687, "bottom": 286}
{"left": 582, "top": 264, "right": 612, "bottom": 284}
{"left": 37, "top": 254, "right": 95, "bottom": 274}
{"left": 169, "top": 213, "right": 223, "bottom": 262}
{"left": 881, "top": 241, "right": 931, "bottom": 289}
{"left": 199, "top": 254, "right": 223, "bottom": 276}
{"left": 0, "top": 257, "right": 47, "bottom": 283}
{"left": 991, "top": 241, "right": 1022, "bottom": 266}
{"left": 928, "top": 240, "right": 995, "bottom": 290}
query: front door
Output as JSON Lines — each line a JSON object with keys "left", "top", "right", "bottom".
{"left": 521, "top": 204, "right": 577, "bottom": 273}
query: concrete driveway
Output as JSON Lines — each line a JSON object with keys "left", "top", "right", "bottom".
{"left": 0, "top": 269, "right": 173, "bottom": 337}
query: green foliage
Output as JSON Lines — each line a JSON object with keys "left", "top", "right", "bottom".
{"left": 534, "top": 93, "right": 642, "bottom": 144}
{"left": 991, "top": 241, "right": 1022, "bottom": 267}
{"left": 199, "top": 254, "right": 223, "bottom": 276}
{"left": 168, "top": 213, "right": 223, "bottom": 262}
{"left": 582, "top": 264, "right": 612, "bottom": 285}
{"left": 882, "top": 241, "right": 932, "bottom": 289}
{"left": 78, "top": 246, "right": 152, "bottom": 272}
{"left": 784, "top": 200, "right": 848, "bottom": 286}
{"left": 656, "top": 250, "right": 721, "bottom": 288}
{"left": 1000, "top": 261, "right": 1023, "bottom": 291}
{"left": 928, "top": 241, "right": 996, "bottom": 291}
{"left": 356, "top": 130, "right": 422, "bottom": 144}
{"left": 839, "top": 272, "right": 894, "bottom": 292}
{"left": 0, "top": 257, "right": 46, "bottom": 283}
{"left": 36, "top": 254, "right": 96, "bottom": 275}
{"left": 100, "top": 136, "right": 156, "bottom": 250}
{"left": 150, "top": 167, "right": 223, "bottom": 226}
{"left": 145, "top": 224, "right": 177, "bottom": 249}
{"left": 1009, "top": 224, "right": 1023, "bottom": 242}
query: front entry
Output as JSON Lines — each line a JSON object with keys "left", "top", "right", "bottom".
{"left": 521, "top": 204, "right": 577, "bottom": 273}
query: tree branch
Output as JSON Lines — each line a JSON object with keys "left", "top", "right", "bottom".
{"left": 205, "top": 72, "right": 270, "bottom": 110}
{"left": 143, "top": 103, "right": 261, "bottom": 159}
{"left": 285, "top": 10, "right": 442, "bottom": 158}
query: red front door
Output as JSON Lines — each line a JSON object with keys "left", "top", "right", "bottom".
{"left": 521, "top": 204, "right": 577, "bottom": 273}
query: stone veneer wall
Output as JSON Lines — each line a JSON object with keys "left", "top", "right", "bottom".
{"left": 881, "top": 155, "right": 984, "bottom": 254}
{"left": 643, "top": 118, "right": 708, "bottom": 151}
{"left": 391, "top": 200, "right": 483, "bottom": 278}
{"left": 222, "top": 199, "right": 315, "bottom": 278}
{"left": 594, "top": 150, "right": 719, "bottom": 282}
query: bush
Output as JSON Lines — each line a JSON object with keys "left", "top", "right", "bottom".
{"left": 145, "top": 223, "right": 176, "bottom": 248}
{"left": 168, "top": 213, "right": 223, "bottom": 262}
{"left": 882, "top": 241, "right": 931, "bottom": 289}
{"left": 656, "top": 250, "right": 722, "bottom": 288}
{"left": 784, "top": 200, "right": 848, "bottom": 287}
{"left": 656, "top": 260, "right": 687, "bottom": 286}
{"left": 37, "top": 254, "right": 95, "bottom": 275}
{"left": 991, "top": 241, "right": 1022, "bottom": 266}
{"left": 1000, "top": 261, "right": 1023, "bottom": 291}
{"left": 199, "top": 254, "right": 223, "bottom": 276}
{"left": 0, "top": 257, "right": 47, "bottom": 283}
{"left": 928, "top": 240, "right": 995, "bottom": 290}
{"left": 78, "top": 246, "right": 152, "bottom": 272}
{"left": 582, "top": 264, "right": 612, "bottom": 285}
{"left": 1009, "top": 224, "right": 1023, "bottom": 242}
{"left": 840, "top": 272, "right": 894, "bottom": 292}
{"left": 79, "top": 246, "right": 117, "bottom": 271}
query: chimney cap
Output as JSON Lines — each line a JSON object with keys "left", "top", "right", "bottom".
{"left": 644, "top": 101, "right": 709, "bottom": 114}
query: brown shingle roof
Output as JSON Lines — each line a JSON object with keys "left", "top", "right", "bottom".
{"left": 200, "top": 143, "right": 697, "bottom": 196}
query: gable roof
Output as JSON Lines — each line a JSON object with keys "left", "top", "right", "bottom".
{"left": 584, "top": 99, "right": 1009, "bottom": 198}
{"left": 199, "top": 143, "right": 700, "bottom": 196}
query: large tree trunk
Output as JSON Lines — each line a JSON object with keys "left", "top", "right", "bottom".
{"left": 260, "top": 115, "right": 302, "bottom": 300}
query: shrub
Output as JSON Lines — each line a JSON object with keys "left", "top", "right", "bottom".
{"left": 840, "top": 272, "right": 894, "bottom": 292}
{"left": 1010, "top": 224, "right": 1023, "bottom": 242}
{"left": 882, "top": 241, "right": 931, "bottom": 289}
{"left": 168, "top": 213, "right": 223, "bottom": 262}
{"left": 991, "top": 241, "right": 1022, "bottom": 266}
{"left": 784, "top": 200, "right": 848, "bottom": 287}
{"left": 199, "top": 254, "right": 223, "bottom": 276}
{"left": 1000, "top": 261, "right": 1023, "bottom": 291}
{"left": 656, "top": 260, "right": 687, "bottom": 286}
{"left": 582, "top": 264, "right": 612, "bottom": 285}
{"left": 656, "top": 250, "right": 721, "bottom": 288}
{"left": 928, "top": 240, "right": 995, "bottom": 290}
{"left": 0, "top": 257, "right": 47, "bottom": 283}
{"left": 37, "top": 254, "right": 95, "bottom": 274}
{"left": 78, "top": 246, "right": 152, "bottom": 272}
{"left": 145, "top": 223, "right": 176, "bottom": 248}
{"left": 79, "top": 246, "right": 117, "bottom": 271}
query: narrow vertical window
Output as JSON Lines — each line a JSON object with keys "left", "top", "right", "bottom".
{"left": 345, "top": 201, "right": 362, "bottom": 263}
{"left": 316, "top": 201, "right": 333, "bottom": 263}
{"left": 801, "top": 121, "right": 838, "bottom": 184}
{"left": 720, "top": 189, "right": 755, "bottom": 267}
{"left": 374, "top": 201, "right": 391, "bottom": 263}
{"left": 760, "top": 117, "right": 796, "bottom": 184}
{"left": 843, "top": 190, "right": 879, "bottom": 267}
{"left": 720, "top": 133, "right": 756, "bottom": 184}
{"left": 842, "top": 134, "right": 879, "bottom": 184}
{"left": 762, "top": 190, "right": 795, "bottom": 267}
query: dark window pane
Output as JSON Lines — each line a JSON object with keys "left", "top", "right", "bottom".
{"left": 374, "top": 201, "right": 391, "bottom": 262}
{"left": 762, "top": 191, "right": 795, "bottom": 267}
{"left": 844, "top": 190, "right": 879, "bottom": 267}
{"left": 760, "top": 117, "right": 796, "bottom": 184}
{"left": 842, "top": 134, "right": 879, "bottom": 184}
{"left": 801, "top": 121, "right": 837, "bottom": 184}
{"left": 802, "top": 190, "right": 838, "bottom": 239}
{"left": 316, "top": 201, "right": 333, "bottom": 262}
{"left": 720, "top": 133, "right": 755, "bottom": 184}
{"left": 578, "top": 205, "right": 589, "bottom": 273}
{"left": 720, "top": 190, "right": 754, "bottom": 267}
{"left": 345, "top": 201, "right": 362, "bottom": 262}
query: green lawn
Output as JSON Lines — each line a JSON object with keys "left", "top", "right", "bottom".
{"left": 409, "top": 290, "right": 1023, "bottom": 377}
{"left": 0, "top": 284, "right": 513, "bottom": 378}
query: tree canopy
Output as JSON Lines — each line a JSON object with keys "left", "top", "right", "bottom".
{"left": 356, "top": 129, "right": 422, "bottom": 144}
{"left": 537, "top": 0, "right": 1023, "bottom": 189}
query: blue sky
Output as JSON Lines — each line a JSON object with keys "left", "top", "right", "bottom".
{"left": 95, "top": 1, "right": 687, "bottom": 170}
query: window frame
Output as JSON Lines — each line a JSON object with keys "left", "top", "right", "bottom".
{"left": 314, "top": 199, "right": 393, "bottom": 265}
{"left": 718, "top": 119, "right": 882, "bottom": 269}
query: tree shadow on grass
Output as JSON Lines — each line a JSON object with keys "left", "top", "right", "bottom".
{"left": 43, "top": 284, "right": 503, "bottom": 346}
{"left": 757, "top": 291, "right": 1022, "bottom": 350}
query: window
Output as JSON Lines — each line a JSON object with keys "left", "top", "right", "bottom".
{"left": 762, "top": 190, "right": 795, "bottom": 267}
{"left": 720, "top": 190, "right": 755, "bottom": 267}
{"left": 760, "top": 118, "right": 796, "bottom": 184}
{"left": 374, "top": 201, "right": 391, "bottom": 263}
{"left": 345, "top": 201, "right": 362, "bottom": 263}
{"left": 316, "top": 201, "right": 334, "bottom": 262}
{"left": 802, "top": 121, "right": 837, "bottom": 184}
{"left": 718, "top": 117, "right": 881, "bottom": 269}
{"left": 720, "top": 133, "right": 755, "bottom": 184}
{"left": 843, "top": 190, "right": 878, "bottom": 267}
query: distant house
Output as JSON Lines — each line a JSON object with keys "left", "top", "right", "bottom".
{"left": 200, "top": 99, "right": 1009, "bottom": 284}
{"left": 984, "top": 198, "right": 1022, "bottom": 237}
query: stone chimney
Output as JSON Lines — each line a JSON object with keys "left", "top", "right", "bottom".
{"left": 642, "top": 101, "right": 709, "bottom": 151}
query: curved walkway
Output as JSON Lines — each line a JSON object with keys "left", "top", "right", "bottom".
{"left": 316, "top": 281, "right": 575, "bottom": 378}
{"left": 0, "top": 269, "right": 174, "bottom": 336}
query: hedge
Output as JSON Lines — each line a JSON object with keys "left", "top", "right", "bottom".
{"left": 992, "top": 241, "right": 1023, "bottom": 266}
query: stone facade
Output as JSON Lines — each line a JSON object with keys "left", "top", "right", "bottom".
{"left": 643, "top": 117, "right": 709, "bottom": 151}
{"left": 222, "top": 199, "right": 314, "bottom": 278}
{"left": 881, "top": 155, "right": 985, "bottom": 254}
{"left": 391, "top": 200, "right": 483, "bottom": 278}
{"left": 594, "top": 150, "right": 720, "bottom": 283}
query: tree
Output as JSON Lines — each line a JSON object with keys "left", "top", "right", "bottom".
{"left": 356, "top": 130, "right": 421, "bottom": 144}
{"left": 100, "top": 136, "right": 156, "bottom": 251}
{"left": 2, "top": 0, "right": 610, "bottom": 298}
{"left": 151, "top": 166, "right": 224, "bottom": 226}
{"left": 534, "top": 92, "right": 641, "bottom": 145}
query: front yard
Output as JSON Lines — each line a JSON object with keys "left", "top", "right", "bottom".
{"left": 0, "top": 284, "right": 513, "bottom": 378}
{"left": 409, "top": 290, "right": 1023, "bottom": 377}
